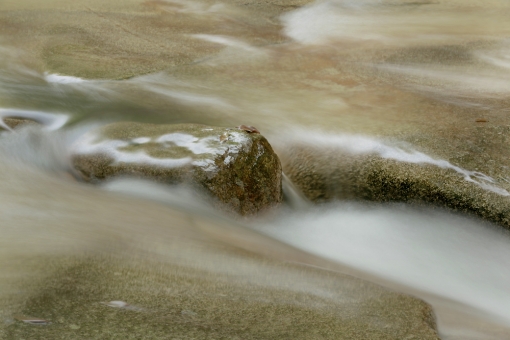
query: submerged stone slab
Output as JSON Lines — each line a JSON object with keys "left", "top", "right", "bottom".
{"left": 71, "top": 122, "right": 283, "bottom": 215}
{"left": 3, "top": 256, "right": 439, "bottom": 340}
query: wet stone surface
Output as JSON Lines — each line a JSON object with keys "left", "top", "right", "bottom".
{"left": 3, "top": 255, "right": 440, "bottom": 340}
{"left": 71, "top": 122, "right": 283, "bottom": 216}
{"left": 280, "top": 142, "right": 510, "bottom": 229}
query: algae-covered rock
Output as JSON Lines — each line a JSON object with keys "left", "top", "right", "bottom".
{"left": 71, "top": 122, "right": 283, "bottom": 215}
{"left": 279, "top": 142, "right": 510, "bottom": 229}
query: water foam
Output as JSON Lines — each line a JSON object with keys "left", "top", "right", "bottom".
{"left": 474, "top": 44, "right": 510, "bottom": 74}
{"left": 152, "top": 0, "right": 229, "bottom": 16}
{"left": 191, "top": 34, "right": 266, "bottom": 57}
{"left": 377, "top": 64, "right": 510, "bottom": 98}
{"left": 71, "top": 133, "right": 193, "bottom": 168}
{"left": 281, "top": 0, "right": 510, "bottom": 46}
{"left": 191, "top": 34, "right": 264, "bottom": 54}
{"left": 44, "top": 73, "right": 86, "bottom": 84}
{"left": 71, "top": 128, "right": 251, "bottom": 170}
{"left": 0, "top": 108, "right": 69, "bottom": 132}
{"left": 281, "top": 1, "right": 389, "bottom": 45}
{"left": 0, "top": 126, "right": 71, "bottom": 172}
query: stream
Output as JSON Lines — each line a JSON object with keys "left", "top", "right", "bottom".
{"left": 1, "top": 0, "right": 510, "bottom": 339}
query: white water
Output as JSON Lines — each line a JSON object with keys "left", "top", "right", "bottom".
{"left": 0, "top": 108, "right": 69, "bottom": 132}
{"left": 282, "top": 0, "right": 510, "bottom": 46}
{"left": 257, "top": 204, "right": 510, "bottom": 329}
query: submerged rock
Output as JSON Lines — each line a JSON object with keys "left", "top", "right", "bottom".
{"left": 4, "top": 256, "right": 439, "bottom": 340}
{"left": 71, "top": 122, "right": 283, "bottom": 215}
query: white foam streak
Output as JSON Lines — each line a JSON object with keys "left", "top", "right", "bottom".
{"left": 153, "top": 0, "right": 229, "bottom": 16}
{"left": 44, "top": 73, "right": 86, "bottom": 84}
{"left": 191, "top": 34, "right": 264, "bottom": 54}
{"left": 0, "top": 108, "right": 69, "bottom": 131}
{"left": 475, "top": 46, "right": 510, "bottom": 71}
{"left": 157, "top": 133, "right": 219, "bottom": 154}
{"left": 378, "top": 64, "right": 510, "bottom": 97}
{"left": 142, "top": 85, "right": 235, "bottom": 110}
{"left": 112, "top": 150, "right": 191, "bottom": 167}
{"left": 71, "top": 129, "right": 251, "bottom": 170}
{"left": 282, "top": 2, "right": 389, "bottom": 45}
{"left": 281, "top": 0, "right": 509, "bottom": 46}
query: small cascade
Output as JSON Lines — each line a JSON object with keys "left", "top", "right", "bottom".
{"left": 282, "top": 172, "right": 312, "bottom": 210}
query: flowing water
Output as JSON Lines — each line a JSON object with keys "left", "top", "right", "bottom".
{"left": 1, "top": 0, "right": 510, "bottom": 339}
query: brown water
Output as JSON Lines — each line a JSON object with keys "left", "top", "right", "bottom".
{"left": 1, "top": 0, "right": 510, "bottom": 339}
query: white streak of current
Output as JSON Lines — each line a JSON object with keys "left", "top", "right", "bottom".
{"left": 157, "top": 133, "right": 220, "bottom": 155}
{"left": 72, "top": 130, "right": 250, "bottom": 170}
{"left": 142, "top": 85, "right": 235, "bottom": 110}
{"left": 378, "top": 64, "right": 510, "bottom": 97}
{"left": 191, "top": 34, "right": 264, "bottom": 54}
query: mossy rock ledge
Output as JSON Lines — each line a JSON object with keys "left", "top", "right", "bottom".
{"left": 71, "top": 122, "right": 283, "bottom": 215}
{"left": 279, "top": 143, "right": 510, "bottom": 228}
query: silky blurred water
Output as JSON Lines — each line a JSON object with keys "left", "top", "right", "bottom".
{"left": 1, "top": 0, "right": 510, "bottom": 339}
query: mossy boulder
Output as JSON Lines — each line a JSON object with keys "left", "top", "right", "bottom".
{"left": 71, "top": 122, "right": 283, "bottom": 215}
{"left": 279, "top": 143, "right": 510, "bottom": 229}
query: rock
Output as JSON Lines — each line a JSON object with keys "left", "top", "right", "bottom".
{"left": 279, "top": 142, "right": 510, "bottom": 229}
{"left": 71, "top": 122, "right": 283, "bottom": 215}
{"left": 2, "top": 118, "right": 39, "bottom": 130}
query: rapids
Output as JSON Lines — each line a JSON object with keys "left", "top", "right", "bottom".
{"left": 1, "top": 0, "right": 510, "bottom": 339}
